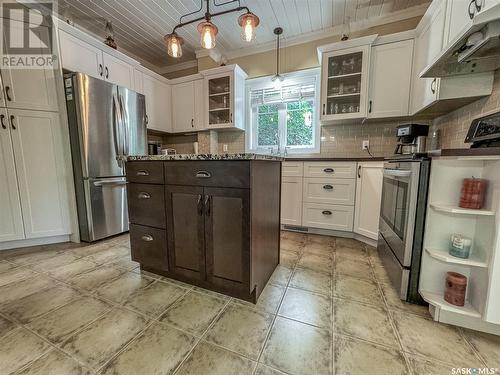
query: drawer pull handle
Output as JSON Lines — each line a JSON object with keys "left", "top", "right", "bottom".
{"left": 322, "top": 210, "right": 332, "bottom": 215}
{"left": 138, "top": 192, "right": 151, "bottom": 199}
{"left": 323, "top": 184, "right": 333, "bottom": 190}
{"left": 136, "top": 170, "right": 149, "bottom": 176}
{"left": 141, "top": 234, "right": 153, "bottom": 242}
{"left": 323, "top": 168, "right": 334, "bottom": 173}
{"left": 196, "top": 171, "right": 211, "bottom": 178}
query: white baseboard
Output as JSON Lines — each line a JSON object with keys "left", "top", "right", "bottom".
{"left": 0, "top": 235, "right": 71, "bottom": 251}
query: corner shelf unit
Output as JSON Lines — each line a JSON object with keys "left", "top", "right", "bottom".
{"left": 419, "top": 156, "right": 500, "bottom": 335}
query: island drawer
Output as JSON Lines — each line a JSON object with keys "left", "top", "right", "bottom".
{"left": 126, "top": 162, "right": 164, "bottom": 184}
{"left": 164, "top": 161, "right": 250, "bottom": 188}
{"left": 130, "top": 224, "right": 168, "bottom": 271}
{"left": 303, "top": 162, "right": 357, "bottom": 179}
{"left": 127, "top": 183, "right": 166, "bottom": 229}
{"left": 302, "top": 178, "right": 355, "bottom": 205}
{"left": 302, "top": 202, "right": 354, "bottom": 232}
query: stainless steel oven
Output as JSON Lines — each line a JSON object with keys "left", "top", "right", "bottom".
{"left": 378, "top": 157, "right": 430, "bottom": 304}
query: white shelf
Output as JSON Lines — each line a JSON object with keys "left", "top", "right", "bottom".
{"left": 208, "top": 108, "right": 230, "bottom": 112}
{"left": 420, "top": 290, "right": 481, "bottom": 318}
{"left": 425, "top": 248, "right": 488, "bottom": 268}
{"left": 328, "top": 72, "right": 361, "bottom": 79}
{"left": 327, "top": 93, "right": 360, "bottom": 98}
{"left": 430, "top": 203, "right": 496, "bottom": 216}
{"left": 209, "top": 91, "right": 230, "bottom": 97}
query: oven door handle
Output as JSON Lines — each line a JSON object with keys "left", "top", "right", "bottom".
{"left": 383, "top": 169, "right": 412, "bottom": 178}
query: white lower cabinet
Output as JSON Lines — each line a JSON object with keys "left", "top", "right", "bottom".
{"left": 303, "top": 178, "right": 355, "bottom": 205}
{"left": 0, "top": 109, "right": 71, "bottom": 241}
{"left": 281, "top": 176, "right": 303, "bottom": 226}
{"left": 302, "top": 203, "right": 354, "bottom": 231}
{"left": 354, "top": 162, "right": 384, "bottom": 240}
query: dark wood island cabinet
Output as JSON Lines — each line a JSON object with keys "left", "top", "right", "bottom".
{"left": 125, "top": 155, "right": 282, "bottom": 303}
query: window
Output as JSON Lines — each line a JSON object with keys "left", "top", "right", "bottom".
{"left": 246, "top": 69, "right": 320, "bottom": 154}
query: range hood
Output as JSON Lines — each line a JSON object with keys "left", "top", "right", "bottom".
{"left": 421, "top": 3, "right": 500, "bottom": 78}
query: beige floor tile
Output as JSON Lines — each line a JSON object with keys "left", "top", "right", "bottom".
{"left": 0, "top": 261, "right": 18, "bottom": 273}
{"left": 279, "top": 250, "right": 300, "bottom": 268}
{"left": 61, "top": 307, "right": 148, "bottom": 370}
{"left": 31, "top": 254, "right": 80, "bottom": 271}
{"left": 7, "top": 250, "right": 60, "bottom": 266}
{"left": 47, "top": 259, "right": 99, "bottom": 280}
{"left": 253, "top": 364, "right": 288, "bottom": 375}
{"left": 176, "top": 341, "right": 256, "bottom": 375}
{"left": 268, "top": 265, "right": 293, "bottom": 287}
{"left": 280, "top": 239, "right": 304, "bottom": 253}
{"left": 101, "top": 322, "right": 196, "bottom": 375}
{"left": 462, "top": 329, "right": 500, "bottom": 367}
{"left": 28, "top": 296, "right": 111, "bottom": 344}
{"left": 334, "top": 298, "right": 398, "bottom": 348}
{"left": 335, "top": 258, "right": 373, "bottom": 280}
{"left": 1, "top": 285, "right": 79, "bottom": 323}
{"left": 289, "top": 267, "right": 332, "bottom": 295}
{"left": 335, "top": 245, "right": 367, "bottom": 260}
{"left": 84, "top": 246, "right": 130, "bottom": 265}
{"left": 334, "top": 275, "right": 383, "bottom": 306}
{"left": 407, "top": 355, "right": 454, "bottom": 375}
{"left": 95, "top": 272, "right": 155, "bottom": 304}
{"left": 0, "top": 327, "right": 51, "bottom": 375}
{"left": 279, "top": 287, "right": 331, "bottom": 329}
{"left": 379, "top": 282, "right": 430, "bottom": 317}
{"left": 205, "top": 303, "right": 273, "bottom": 360}
{"left": 335, "top": 237, "right": 365, "bottom": 249}
{"left": 69, "top": 265, "right": 125, "bottom": 291}
{"left": 302, "top": 243, "right": 335, "bottom": 258}
{"left": 297, "top": 253, "right": 334, "bottom": 274}
{"left": 0, "top": 266, "right": 34, "bottom": 287}
{"left": 0, "top": 315, "right": 17, "bottom": 339}
{"left": 280, "top": 231, "right": 306, "bottom": 243}
{"left": 261, "top": 316, "right": 332, "bottom": 375}
{"left": 66, "top": 243, "right": 113, "bottom": 258}
{"left": 235, "top": 283, "right": 285, "bottom": 314}
{"left": 334, "top": 335, "right": 408, "bottom": 375}
{"left": 0, "top": 275, "right": 55, "bottom": 306}
{"left": 371, "top": 264, "right": 391, "bottom": 284}
{"left": 392, "top": 311, "right": 480, "bottom": 366}
{"left": 307, "top": 234, "right": 335, "bottom": 247}
{"left": 17, "top": 349, "right": 91, "bottom": 375}
{"left": 124, "top": 280, "right": 187, "bottom": 317}
{"left": 107, "top": 256, "right": 139, "bottom": 271}
{"left": 160, "top": 290, "right": 226, "bottom": 336}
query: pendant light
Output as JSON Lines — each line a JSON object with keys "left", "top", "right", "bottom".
{"left": 164, "top": 0, "right": 260, "bottom": 58}
{"left": 271, "top": 27, "right": 284, "bottom": 87}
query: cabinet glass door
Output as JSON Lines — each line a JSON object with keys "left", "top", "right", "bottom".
{"left": 208, "top": 76, "right": 231, "bottom": 125}
{"left": 325, "top": 51, "right": 363, "bottom": 116}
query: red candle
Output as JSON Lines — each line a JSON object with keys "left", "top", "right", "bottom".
{"left": 444, "top": 272, "right": 467, "bottom": 307}
{"left": 459, "top": 178, "right": 488, "bottom": 209}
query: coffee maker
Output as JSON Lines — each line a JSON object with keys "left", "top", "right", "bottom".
{"left": 394, "top": 124, "right": 429, "bottom": 155}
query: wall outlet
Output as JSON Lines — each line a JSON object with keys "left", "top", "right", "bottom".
{"left": 223, "top": 144, "right": 228, "bottom": 152}
{"left": 362, "top": 140, "right": 370, "bottom": 150}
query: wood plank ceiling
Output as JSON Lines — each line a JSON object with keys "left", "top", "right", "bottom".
{"left": 55, "top": 0, "right": 430, "bottom": 69}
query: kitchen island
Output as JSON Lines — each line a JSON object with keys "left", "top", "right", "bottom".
{"left": 125, "top": 154, "right": 282, "bottom": 302}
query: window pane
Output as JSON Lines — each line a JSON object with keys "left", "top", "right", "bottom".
{"left": 286, "top": 100, "right": 314, "bottom": 147}
{"left": 257, "top": 104, "right": 279, "bottom": 146}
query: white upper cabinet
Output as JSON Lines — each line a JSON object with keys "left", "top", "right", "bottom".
{"left": 142, "top": 73, "right": 171, "bottom": 133}
{"left": 0, "top": 108, "right": 24, "bottom": 242}
{"left": 172, "top": 81, "right": 196, "bottom": 133}
{"left": 102, "top": 53, "right": 135, "bottom": 90}
{"left": 444, "top": 0, "right": 474, "bottom": 44}
{"left": 59, "top": 29, "right": 103, "bottom": 79}
{"left": 9, "top": 109, "right": 70, "bottom": 239}
{"left": 354, "top": 162, "right": 383, "bottom": 240}
{"left": 2, "top": 20, "right": 58, "bottom": 112}
{"left": 368, "top": 39, "right": 414, "bottom": 118}
{"left": 320, "top": 45, "right": 370, "bottom": 122}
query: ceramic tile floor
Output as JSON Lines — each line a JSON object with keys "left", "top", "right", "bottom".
{"left": 0, "top": 231, "right": 499, "bottom": 374}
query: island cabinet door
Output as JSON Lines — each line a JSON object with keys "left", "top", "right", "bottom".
{"left": 204, "top": 187, "right": 250, "bottom": 291}
{"left": 165, "top": 185, "right": 206, "bottom": 281}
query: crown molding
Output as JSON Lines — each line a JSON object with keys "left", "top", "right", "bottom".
{"left": 223, "top": 3, "right": 429, "bottom": 60}
{"left": 157, "top": 60, "right": 198, "bottom": 74}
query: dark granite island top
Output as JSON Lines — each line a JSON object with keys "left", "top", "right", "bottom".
{"left": 125, "top": 157, "right": 281, "bottom": 303}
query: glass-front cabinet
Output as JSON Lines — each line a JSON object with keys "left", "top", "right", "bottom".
{"left": 202, "top": 64, "right": 247, "bottom": 130}
{"left": 320, "top": 45, "right": 370, "bottom": 122}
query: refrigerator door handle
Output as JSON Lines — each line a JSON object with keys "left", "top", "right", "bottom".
{"left": 118, "top": 94, "right": 129, "bottom": 156}
{"left": 112, "top": 94, "right": 124, "bottom": 168}
{"left": 92, "top": 178, "right": 127, "bottom": 186}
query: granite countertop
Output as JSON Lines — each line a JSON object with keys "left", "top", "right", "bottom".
{"left": 428, "top": 147, "right": 500, "bottom": 157}
{"left": 284, "top": 156, "right": 385, "bottom": 161}
{"left": 127, "top": 153, "right": 283, "bottom": 161}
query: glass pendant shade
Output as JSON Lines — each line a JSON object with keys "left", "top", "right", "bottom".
{"left": 165, "top": 33, "right": 184, "bottom": 58}
{"left": 198, "top": 21, "right": 218, "bottom": 49}
{"left": 238, "top": 12, "right": 259, "bottom": 42}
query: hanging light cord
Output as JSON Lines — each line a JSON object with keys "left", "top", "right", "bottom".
{"left": 276, "top": 32, "right": 280, "bottom": 77}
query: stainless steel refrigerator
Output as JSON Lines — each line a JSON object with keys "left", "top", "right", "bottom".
{"left": 64, "top": 73, "right": 147, "bottom": 242}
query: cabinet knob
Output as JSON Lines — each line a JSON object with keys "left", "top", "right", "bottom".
{"left": 141, "top": 234, "right": 154, "bottom": 242}
{"left": 468, "top": 0, "right": 476, "bottom": 19}
{"left": 323, "top": 168, "right": 334, "bottom": 173}
{"left": 196, "top": 171, "right": 211, "bottom": 178}
{"left": 322, "top": 103, "right": 326, "bottom": 115}
{"left": 358, "top": 165, "right": 361, "bottom": 178}
{"left": 0, "top": 114, "right": 6, "bottom": 129}
{"left": 368, "top": 100, "right": 372, "bottom": 114}
{"left": 322, "top": 210, "right": 332, "bottom": 215}
{"left": 99, "top": 64, "right": 103, "bottom": 77}
{"left": 323, "top": 184, "right": 333, "bottom": 190}
{"left": 9, "top": 115, "right": 16, "bottom": 130}
{"left": 136, "top": 170, "right": 149, "bottom": 176}
{"left": 145, "top": 114, "right": 149, "bottom": 125}
{"left": 138, "top": 192, "right": 151, "bottom": 199}
{"left": 5, "top": 86, "right": 11, "bottom": 101}
{"left": 430, "top": 78, "right": 437, "bottom": 94}
{"left": 191, "top": 119, "right": 194, "bottom": 128}
{"left": 105, "top": 66, "right": 109, "bottom": 79}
